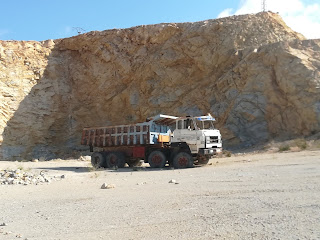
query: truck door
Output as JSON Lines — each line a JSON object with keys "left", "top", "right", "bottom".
{"left": 174, "top": 118, "right": 198, "bottom": 153}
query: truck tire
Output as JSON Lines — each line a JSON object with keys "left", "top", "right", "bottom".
{"left": 172, "top": 152, "right": 193, "bottom": 169}
{"left": 148, "top": 150, "right": 166, "bottom": 168}
{"left": 91, "top": 152, "right": 106, "bottom": 168}
{"left": 106, "top": 152, "right": 126, "bottom": 168}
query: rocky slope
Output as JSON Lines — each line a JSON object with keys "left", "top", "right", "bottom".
{"left": 0, "top": 12, "right": 319, "bottom": 160}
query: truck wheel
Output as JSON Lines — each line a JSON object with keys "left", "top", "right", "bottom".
{"left": 173, "top": 152, "right": 193, "bottom": 169}
{"left": 106, "top": 152, "right": 126, "bottom": 168}
{"left": 148, "top": 150, "right": 166, "bottom": 168}
{"left": 91, "top": 152, "right": 106, "bottom": 168}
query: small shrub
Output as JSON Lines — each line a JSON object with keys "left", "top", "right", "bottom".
{"left": 87, "top": 166, "right": 95, "bottom": 172}
{"left": 90, "top": 172, "right": 100, "bottom": 178}
{"left": 313, "top": 140, "right": 320, "bottom": 149}
{"left": 294, "top": 139, "right": 307, "bottom": 150}
{"left": 223, "top": 150, "right": 232, "bottom": 157}
{"left": 279, "top": 145, "right": 290, "bottom": 152}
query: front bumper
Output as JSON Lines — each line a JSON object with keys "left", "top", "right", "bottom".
{"left": 199, "top": 148, "right": 222, "bottom": 155}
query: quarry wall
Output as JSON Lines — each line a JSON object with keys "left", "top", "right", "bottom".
{"left": 0, "top": 12, "right": 319, "bottom": 160}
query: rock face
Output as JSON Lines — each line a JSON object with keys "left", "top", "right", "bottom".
{"left": 0, "top": 12, "right": 319, "bottom": 160}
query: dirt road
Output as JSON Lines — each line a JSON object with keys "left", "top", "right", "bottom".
{"left": 1, "top": 150, "right": 319, "bottom": 240}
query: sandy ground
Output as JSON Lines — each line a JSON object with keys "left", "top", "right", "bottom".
{"left": 0, "top": 150, "right": 319, "bottom": 240}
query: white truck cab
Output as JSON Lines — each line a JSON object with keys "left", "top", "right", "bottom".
{"left": 171, "top": 114, "right": 222, "bottom": 156}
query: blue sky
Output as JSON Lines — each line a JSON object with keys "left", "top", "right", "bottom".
{"left": 0, "top": 0, "right": 238, "bottom": 41}
{"left": 0, "top": 0, "right": 319, "bottom": 41}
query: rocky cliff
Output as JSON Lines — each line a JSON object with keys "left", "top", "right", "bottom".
{"left": 0, "top": 12, "right": 319, "bottom": 160}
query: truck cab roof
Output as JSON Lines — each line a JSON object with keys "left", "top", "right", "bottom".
{"left": 147, "top": 114, "right": 216, "bottom": 127}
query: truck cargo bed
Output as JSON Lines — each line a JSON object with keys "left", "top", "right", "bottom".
{"left": 81, "top": 124, "right": 150, "bottom": 147}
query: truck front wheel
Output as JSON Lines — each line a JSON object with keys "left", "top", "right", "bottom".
{"left": 173, "top": 152, "right": 193, "bottom": 169}
{"left": 148, "top": 150, "right": 166, "bottom": 168}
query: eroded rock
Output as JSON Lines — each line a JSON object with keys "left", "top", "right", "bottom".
{"left": 0, "top": 12, "right": 319, "bottom": 160}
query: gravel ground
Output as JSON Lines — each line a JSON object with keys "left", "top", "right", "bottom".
{"left": 0, "top": 150, "right": 319, "bottom": 240}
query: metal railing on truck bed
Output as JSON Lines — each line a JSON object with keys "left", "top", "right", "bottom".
{"left": 81, "top": 124, "right": 150, "bottom": 147}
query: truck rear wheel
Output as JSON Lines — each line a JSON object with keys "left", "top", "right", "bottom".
{"left": 106, "top": 152, "right": 126, "bottom": 168}
{"left": 148, "top": 150, "right": 166, "bottom": 168}
{"left": 173, "top": 152, "right": 193, "bottom": 169}
{"left": 91, "top": 152, "right": 106, "bottom": 168}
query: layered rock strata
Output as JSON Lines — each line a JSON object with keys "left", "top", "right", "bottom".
{"left": 0, "top": 12, "right": 319, "bottom": 160}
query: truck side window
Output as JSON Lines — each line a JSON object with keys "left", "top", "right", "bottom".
{"left": 184, "top": 119, "right": 188, "bottom": 129}
{"left": 191, "top": 120, "right": 196, "bottom": 130}
{"left": 184, "top": 119, "right": 194, "bottom": 130}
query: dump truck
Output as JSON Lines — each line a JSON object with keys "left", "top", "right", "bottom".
{"left": 81, "top": 114, "right": 222, "bottom": 169}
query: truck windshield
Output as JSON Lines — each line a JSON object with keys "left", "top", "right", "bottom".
{"left": 151, "top": 124, "right": 169, "bottom": 133}
{"left": 195, "top": 120, "right": 215, "bottom": 130}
